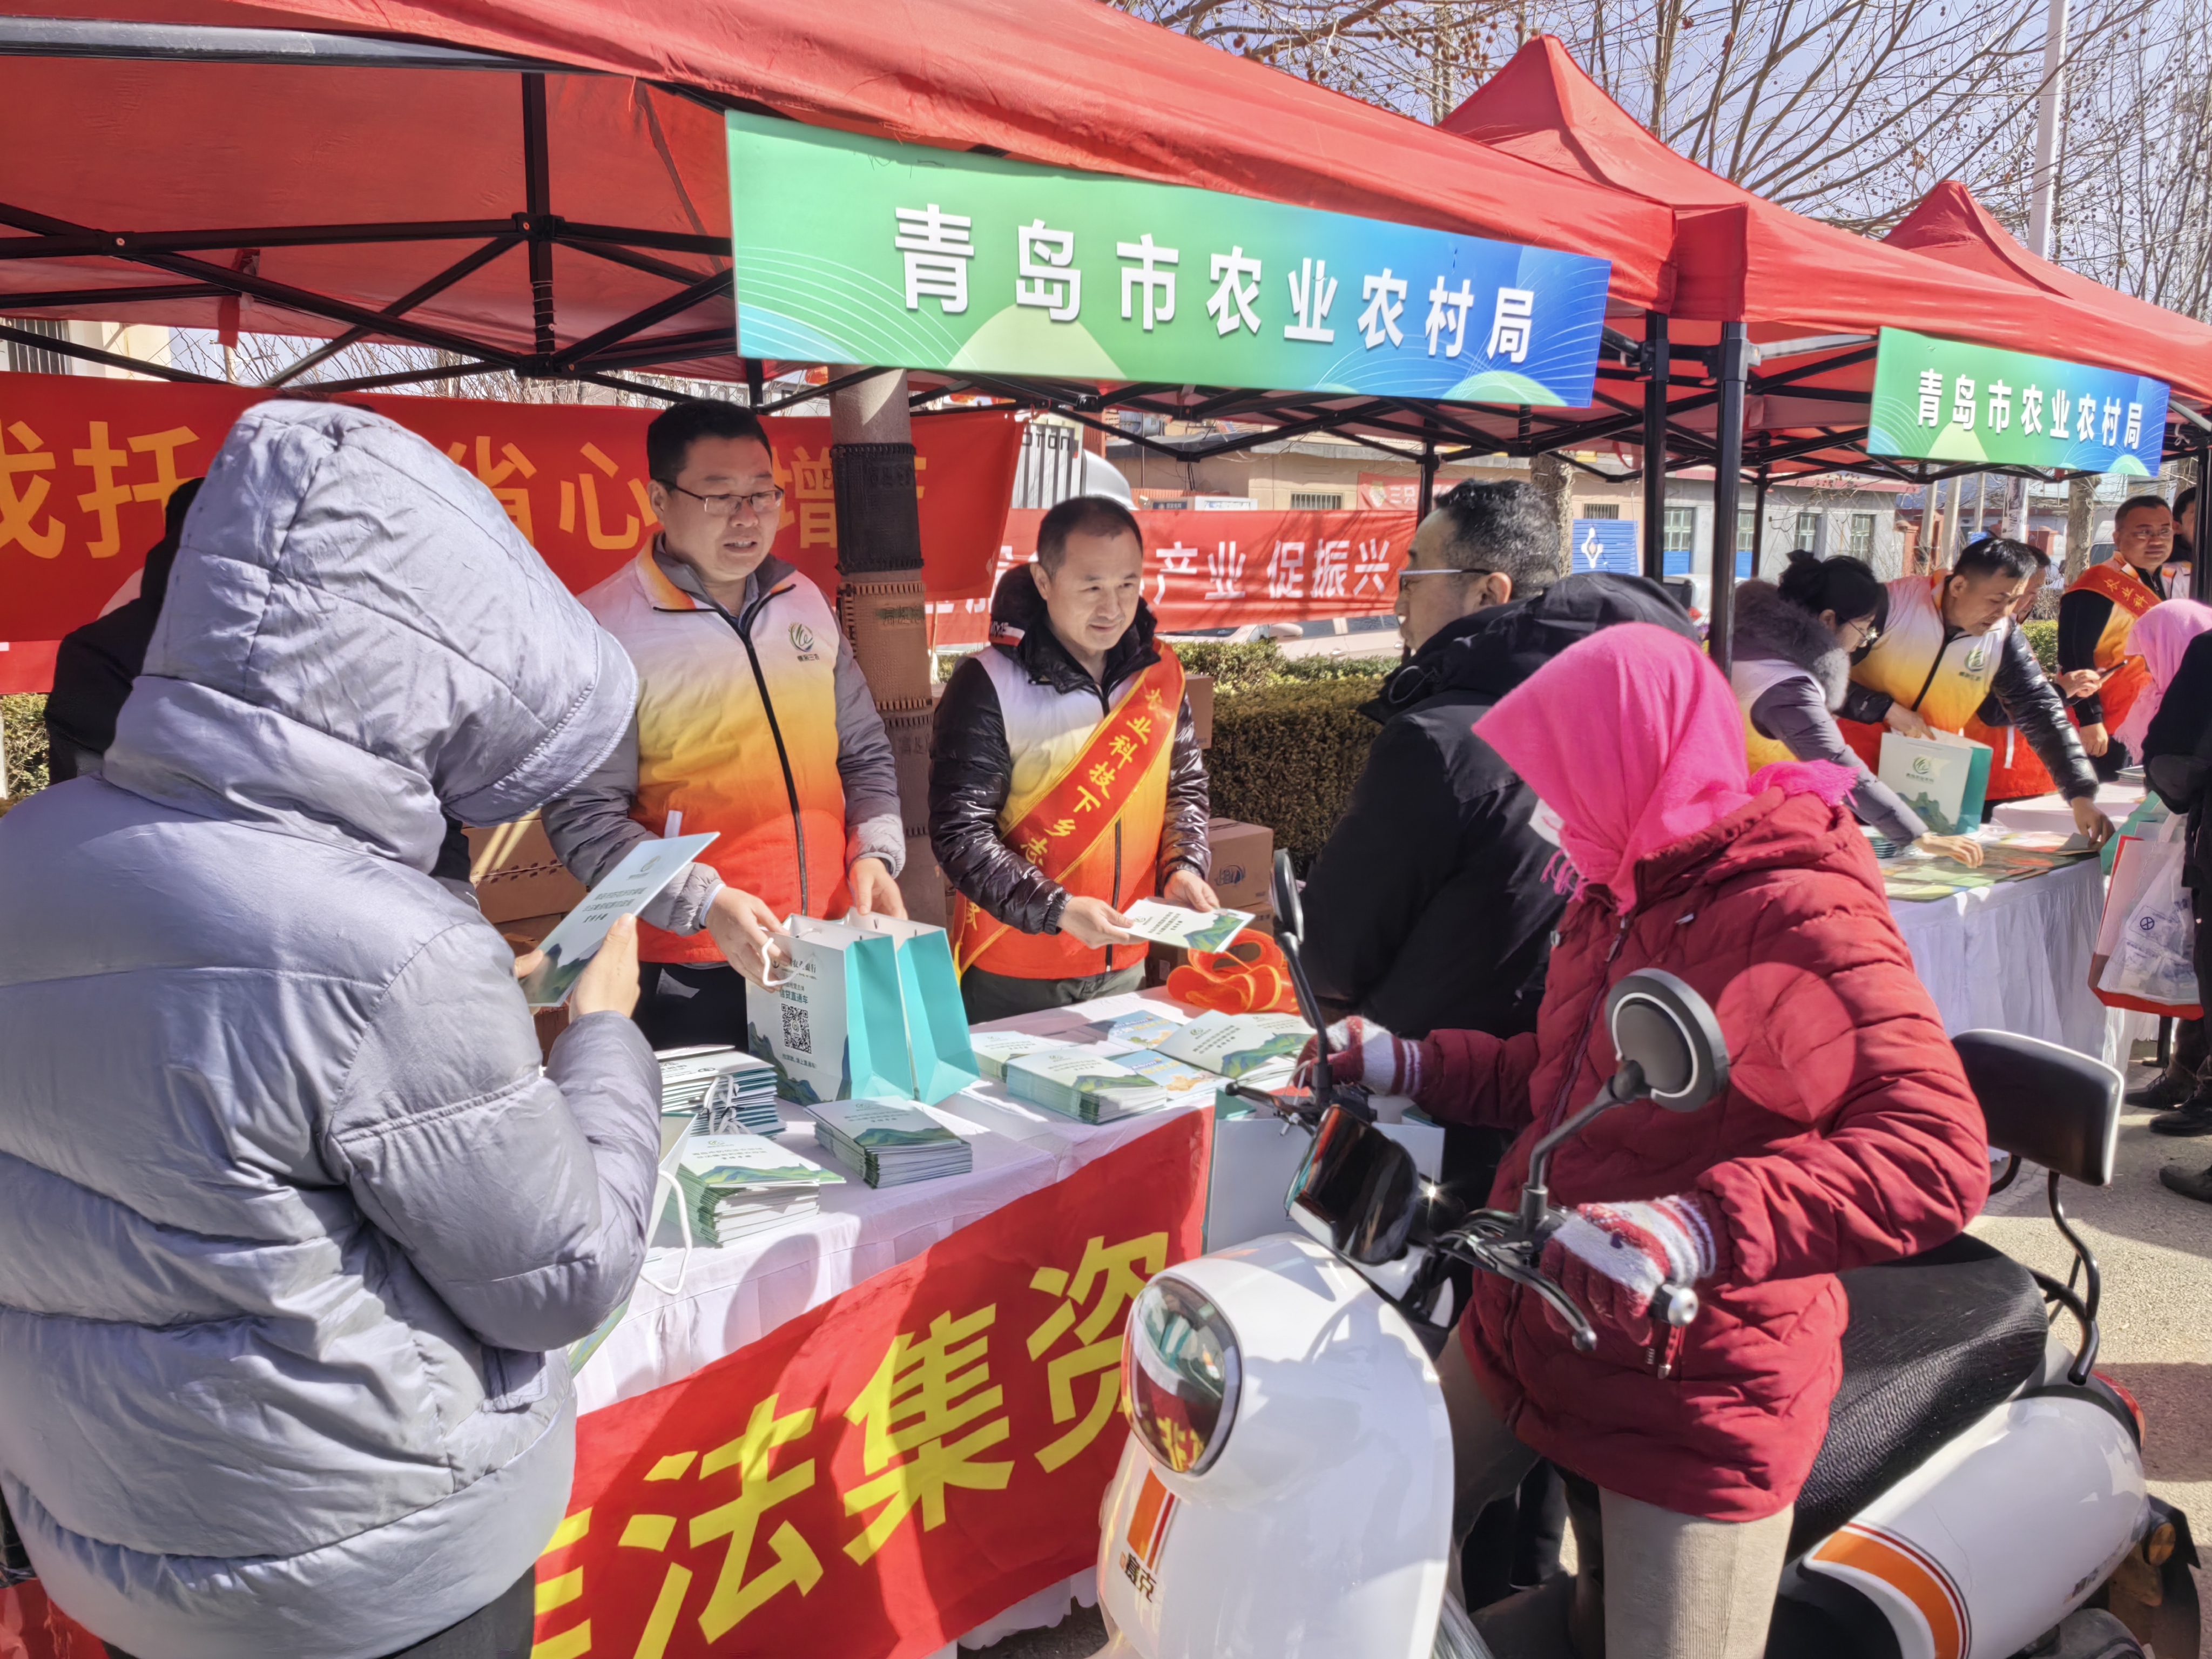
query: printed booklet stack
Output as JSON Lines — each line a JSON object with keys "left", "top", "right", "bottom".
{"left": 674, "top": 1131, "right": 844, "bottom": 1244}
{"left": 808, "top": 1098, "right": 974, "bottom": 1188}
{"left": 655, "top": 1053, "right": 787, "bottom": 1141}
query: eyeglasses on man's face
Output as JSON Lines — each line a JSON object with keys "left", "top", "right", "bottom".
{"left": 662, "top": 481, "right": 787, "bottom": 521}
{"left": 1396, "top": 564, "right": 1489, "bottom": 594}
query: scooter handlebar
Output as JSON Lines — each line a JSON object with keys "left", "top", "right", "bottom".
{"left": 1439, "top": 1210, "right": 1701, "bottom": 1353}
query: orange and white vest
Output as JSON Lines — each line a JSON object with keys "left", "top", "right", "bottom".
{"left": 953, "top": 646, "right": 1184, "bottom": 981}
{"left": 1838, "top": 574, "right": 2013, "bottom": 768}
{"left": 2065, "top": 557, "right": 2162, "bottom": 733}
{"left": 583, "top": 549, "right": 849, "bottom": 964}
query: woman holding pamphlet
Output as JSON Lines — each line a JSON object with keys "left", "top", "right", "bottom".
{"left": 1834, "top": 537, "right": 2107, "bottom": 845}
{"left": 0, "top": 403, "right": 665, "bottom": 1659}
{"left": 1730, "top": 551, "right": 1984, "bottom": 863}
{"left": 1310, "top": 625, "right": 1987, "bottom": 1658}
{"left": 929, "top": 495, "right": 1216, "bottom": 1022}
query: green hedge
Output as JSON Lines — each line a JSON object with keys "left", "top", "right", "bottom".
{"left": 1, "top": 693, "right": 48, "bottom": 813}
{"left": 1206, "top": 676, "right": 1385, "bottom": 868}
{"left": 2023, "top": 618, "right": 2058, "bottom": 674}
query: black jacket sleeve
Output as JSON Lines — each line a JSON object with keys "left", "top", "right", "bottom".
{"left": 1992, "top": 625, "right": 2098, "bottom": 800}
{"left": 928, "top": 656, "right": 1069, "bottom": 935}
{"left": 2056, "top": 587, "right": 2115, "bottom": 725}
{"left": 1839, "top": 679, "right": 1893, "bottom": 725}
{"left": 1301, "top": 717, "right": 1467, "bottom": 1021}
{"left": 1157, "top": 695, "right": 1211, "bottom": 882}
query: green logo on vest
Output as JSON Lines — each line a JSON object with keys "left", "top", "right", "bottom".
{"left": 789, "top": 622, "right": 817, "bottom": 653}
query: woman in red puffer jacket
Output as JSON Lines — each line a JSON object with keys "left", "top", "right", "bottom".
{"left": 1318, "top": 624, "right": 1988, "bottom": 1659}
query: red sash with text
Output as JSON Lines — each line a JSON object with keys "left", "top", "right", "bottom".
{"left": 954, "top": 651, "right": 1186, "bottom": 981}
{"left": 2069, "top": 559, "right": 2160, "bottom": 734}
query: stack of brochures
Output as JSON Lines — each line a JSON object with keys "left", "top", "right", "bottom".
{"left": 674, "top": 1131, "right": 844, "bottom": 1244}
{"left": 808, "top": 1098, "right": 974, "bottom": 1188}
{"left": 700, "top": 1054, "right": 782, "bottom": 1135}
{"left": 970, "top": 1029, "right": 1075, "bottom": 1082}
{"left": 1155, "top": 1009, "right": 1310, "bottom": 1084}
{"left": 1006, "top": 1043, "right": 1172, "bottom": 1123}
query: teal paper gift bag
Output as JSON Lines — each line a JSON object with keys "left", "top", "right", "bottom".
{"left": 747, "top": 915, "right": 915, "bottom": 1103}
{"left": 851, "top": 913, "right": 982, "bottom": 1103}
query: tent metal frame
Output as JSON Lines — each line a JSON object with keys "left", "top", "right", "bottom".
{"left": 2, "top": 12, "right": 2197, "bottom": 665}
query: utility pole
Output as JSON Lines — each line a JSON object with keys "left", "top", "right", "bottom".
{"left": 2028, "top": 0, "right": 2071, "bottom": 258}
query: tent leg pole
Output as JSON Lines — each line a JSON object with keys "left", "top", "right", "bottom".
{"left": 1642, "top": 311, "right": 1670, "bottom": 582}
{"left": 1708, "top": 321, "right": 1748, "bottom": 673}
{"left": 1419, "top": 442, "right": 1438, "bottom": 518}
{"left": 522, "top": 73, "right": 555, "bottom": 363}
{"left": 1752, "top": 466, "right": 1769, "bottom": 578}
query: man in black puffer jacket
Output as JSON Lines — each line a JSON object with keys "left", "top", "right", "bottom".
{"left": 930, "top": 496, "right": 1212, "bottom": 1023}
{"left": 1303, "top": 488, "right": 1697, "bottom": 1042}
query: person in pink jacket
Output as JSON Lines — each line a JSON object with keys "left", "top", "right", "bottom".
{"left": 1316, "top": 625, "right": 1990, "bottom": 1658}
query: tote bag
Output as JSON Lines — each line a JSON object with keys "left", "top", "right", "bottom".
{"left": 848, "top": 913, "right": 981, "bottom": 1104}
{"left": 746, "top": 915, "right": 915, "bottom": 1103}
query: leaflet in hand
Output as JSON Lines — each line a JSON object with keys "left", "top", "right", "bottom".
{"left": 521, "top": 832, "right": 718, "bottom": 1008}
{"left": 808, "top": 1098, "right": 974, "bottom": 1186}
{"left": 1121, "top": 899, "right": 1254, "bottom": 953}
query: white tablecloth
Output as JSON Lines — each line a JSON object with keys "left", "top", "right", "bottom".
{"left": 1885, "top": 855, "right": 2114, "bottom": 1063}
{"left": 576, "top": 990, "right": 1209, "bottom": 1414}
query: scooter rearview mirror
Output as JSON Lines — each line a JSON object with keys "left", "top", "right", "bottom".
{"left": 1605, "top": 970, "right": 1729, "bottom": 1113}
{"left": 1272, "top": 849, "right": 1304, "bottom": 944}
{"left": 1292, "top": 1105, "right": 1419, "bottom": 1266}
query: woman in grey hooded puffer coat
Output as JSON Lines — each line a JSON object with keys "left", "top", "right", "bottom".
{"left": 0, "top": 401, "right": 663, "bottom": 1659}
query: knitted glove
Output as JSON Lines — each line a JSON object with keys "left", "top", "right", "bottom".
{"left": 1538, "top": 1193, "right": 1729, "bottom": 1336}
{"left": 1294, "top": 1017, "right": 1434, "bottom": 1098}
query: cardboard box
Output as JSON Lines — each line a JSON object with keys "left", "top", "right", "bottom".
{"left": 1185, "top": 675, "right": 1215, "bottom": 749}
{"left": 1206, "top": 818, "right": 1276, "bottom": 913}
{"left": 465, "top": 815, "right": 586, "bottom": 925}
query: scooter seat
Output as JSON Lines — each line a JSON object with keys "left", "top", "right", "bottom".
{"left": 1786, "top": 1233, "right": 2047, "bottom": 1559}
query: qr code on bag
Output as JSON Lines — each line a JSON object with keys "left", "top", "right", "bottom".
{"left": 780, "top": 1001, "right": 812, "bottom": 1056}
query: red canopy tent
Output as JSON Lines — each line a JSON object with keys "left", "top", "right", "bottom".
{"left": 1442, "top": 34, "right": 2212, "bottom": 397}
{"left": 0, "top": 0, "right": 1675, "bottom": 388}
{"left": 1438, "top": 35, "right": 2209, "bottom": 658}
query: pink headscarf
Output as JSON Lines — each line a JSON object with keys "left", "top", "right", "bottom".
{"left": 2114, "top": 599, "right": 2212, "bottom": 757}
{"left": 1476, "top": 624, "right": 1855, "bottom": 906}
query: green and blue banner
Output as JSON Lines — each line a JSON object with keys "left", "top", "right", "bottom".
{"left": 1867, "top": 326, "right": 2169, "bottom": 474}
{"left": 726, "top": 112, "right": 1610, "bottom": 408}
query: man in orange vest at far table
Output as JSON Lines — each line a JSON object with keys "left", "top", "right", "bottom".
{"left": 929, "top": 495, "right": 1216, "bottom": 1023}
{"left": 1838, "top": 537, "right": 2107, "bottom": 845}
{"left": 2060, "top": 493, "right": 2177, "bottom": 778}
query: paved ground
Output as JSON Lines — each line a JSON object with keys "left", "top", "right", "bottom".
{"left": 972, "top": 1051, "right": 2212, "bottom": 1657}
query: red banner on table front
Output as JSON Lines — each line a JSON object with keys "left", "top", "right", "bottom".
{"left": 0, "top": 372, "right": 1020, "bottom": 663}
{"left": 534, "top": 1111, "right": 1210, "bottom": 1659}
{"left": 929, "top": 506, "right": 1417, "bottom": 646}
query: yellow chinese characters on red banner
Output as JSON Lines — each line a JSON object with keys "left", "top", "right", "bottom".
{"left": 536, "top": 1114, "right": 1208, "bottom": 1659}
{"left": 0, "top": 373, "right": 1021, "bottom": 660}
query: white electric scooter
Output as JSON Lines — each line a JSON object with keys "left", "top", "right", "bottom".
{"left": 1094, "top": 859, "right": 2198, "bottom": 1659}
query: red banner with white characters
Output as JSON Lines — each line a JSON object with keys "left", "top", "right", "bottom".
{"left": 532, "top": 1112, "right": 1209, "bottom": 1659}
{"left": 0, "top": 373, "right": 1020, "bottom": 690}
{"left": 929, "top": 507, "right": 1417, "bottom": 646}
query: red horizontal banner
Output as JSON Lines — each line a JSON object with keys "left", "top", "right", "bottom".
{"left": 534, "top": 1112, "right": 1208, "bottom": 1659}
{"left": 930, "top": 507, "right": 1417, "bottom": 646}
{"left": 0, "top": 373, "right": 1021, "bottom": 687}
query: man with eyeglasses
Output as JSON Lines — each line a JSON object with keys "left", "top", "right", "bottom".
{"left": 1294, "top": 479, "right": 1697, "bottom": 1607}
{"left": 2059, "top": 493, "right": 2176, "bottom": 777}
{"left": 545, "top": 400, "right": 904, "bottom": 1049}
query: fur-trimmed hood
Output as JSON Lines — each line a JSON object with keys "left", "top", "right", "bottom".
{"left": 1731, "top": 579, "right": 1849, "bottom": 710}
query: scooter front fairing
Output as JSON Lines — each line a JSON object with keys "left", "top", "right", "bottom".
{"left": 1097, "top": 1233, "right": 1452, "bottom": 1659}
